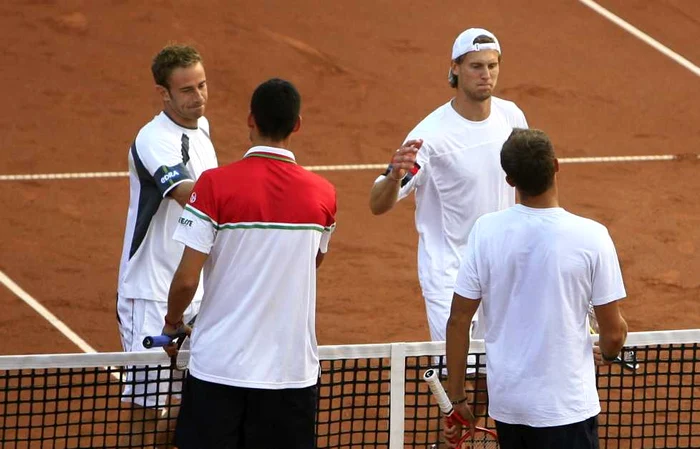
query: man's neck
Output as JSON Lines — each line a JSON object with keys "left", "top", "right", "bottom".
{"left": 250, "top": 137, "right": 290, "bottom": 149}
{"left": 162, "top": 109, "right": 198, "bottom": 130}
{"left": 518, "top": 187, "right": 560, "bottom": 209}
{"left": 451, "top": 94, "right": 491, "bottom": 122}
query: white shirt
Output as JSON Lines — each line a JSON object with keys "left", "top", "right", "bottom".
{"left": 382, "top": 97, "right": 528, "bottom": 301}
{"left": 174, "top": 147, "right": 337, "bottom": 389}
{"left": 455, "top": 205, "right": 627, "bottom": 427}
{"left": 118, "top": 112, "right": 218, "bottom": 302}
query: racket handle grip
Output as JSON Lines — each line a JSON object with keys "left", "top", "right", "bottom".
{"left": 142, "top": 335, "right": 174, "bottom": 349}
{"left": 423, "top": 369, "right": 453, "bottom": 415}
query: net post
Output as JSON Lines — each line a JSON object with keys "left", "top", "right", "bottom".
{"left": 389, "top": 342, "right": 407, "bottom": 449}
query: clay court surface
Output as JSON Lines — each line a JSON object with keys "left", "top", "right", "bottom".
{"left": 0, "top": 0, "right": 698, "bottom": 356}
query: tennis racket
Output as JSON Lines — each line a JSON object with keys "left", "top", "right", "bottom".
{"left": 588, "top": 306, "right": 639, "bottom": 371}
{"left": 423, "top": 369, "right": 499, "bottom": 448}
{"left": 142, "top": 315, "right": 196, "bottom": 371}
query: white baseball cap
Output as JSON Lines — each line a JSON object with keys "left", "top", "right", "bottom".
{"left": 451, "top": 28, "right": 501, "bottom": 60}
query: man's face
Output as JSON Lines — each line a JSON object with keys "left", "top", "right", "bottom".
{"left": 162, "top": 62, "right": 208, "bottom": 125}
{"left": 452, "top": 50, "right": 500, "bottom": 102}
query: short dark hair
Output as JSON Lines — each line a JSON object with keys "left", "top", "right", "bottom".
{"left": 250, "top": 78, "right": 301, "bottom": 141}
{"left": 151, "top": 45, "right": 203, "bottom": 89}
{"left": 449, "top": 35, "right": 498, "bottom": 88}
{"left": 500, "top": 128, "right": 556, "bottom": 197}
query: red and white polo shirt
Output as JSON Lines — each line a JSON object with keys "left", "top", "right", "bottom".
{"left": 173, "top": 146, "right": 336, "bottom": 389}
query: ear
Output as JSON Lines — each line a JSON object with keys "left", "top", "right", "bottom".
{"left": 292, "top": 115, "right": 302, "bottom": 133}
{"left": 553, "top": 158, "right": 560, "bottom": 173}
{"left": 505, "top": 175, "right": 516, "bottom": 188}
{"left": 156, "top": 84, "right": 170, "bottom": 102}
{"left": 450, "top": 60, "right": 460, "bottom": 77}
{"left": 247, "top": 112, "right": 256, "bottom": 130}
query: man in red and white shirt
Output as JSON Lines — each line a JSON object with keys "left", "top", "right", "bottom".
{"left": 163, "top": 78, "right": 336, "bottom": 449}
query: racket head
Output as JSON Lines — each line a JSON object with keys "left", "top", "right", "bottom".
{"left": 445, "top": 415, "right": 499, "bottom": 449}
{"left": 170, "top": 314, "right": 196, "bottom": 371}
{"left": 465, "top": 426, "right": 499, "bottom": 448}
{"left": 171, "top": 333, "right": 190, "bottom": 371}
{"left": 423, "top": 369, "right": 500, "bottom": 447}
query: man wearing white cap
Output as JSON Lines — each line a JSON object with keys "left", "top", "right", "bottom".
{"left": 370, "top": 28, "right": 528, "bottom": 346}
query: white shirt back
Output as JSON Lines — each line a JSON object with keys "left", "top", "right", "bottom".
{"left": 455, "top": 205, "right": 626, "bottom": 426}
{"left": 398, "top": 97, "right": 528, "bottom": 299}
{"left": 118, "top": 112, "right": 218, "bottom": 302}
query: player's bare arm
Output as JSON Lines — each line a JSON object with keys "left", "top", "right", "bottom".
{"left": 444, "top": 293, "right": 480, "bottom": 443}
{"left": 165, "top": 246, "right": 208, "bottom": 327}
{"left": 594, "top": 300, "right": 628, "bottom": 363}
{"left": 369, "top": 139, "right": 422, "bottom": 215}
{"left": 168, "top": 180, "right": 196, "bottom": 207}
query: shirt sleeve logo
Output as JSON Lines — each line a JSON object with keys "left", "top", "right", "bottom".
{"left": 160, "top": 170, "right": 180, "bottom": 184}
{"left": 189, "top": 192, "right": 197, "bottom": 203}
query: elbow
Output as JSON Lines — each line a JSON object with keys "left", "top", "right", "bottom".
{"left": 173, "top": 276, "right": 200, "bottom": 296}
{"left": 602, "top": 319, "right": 628, "bottom": 353}
{"left": 369, "top": 199, "right": 390, "bottom": 215}
{"left": 446, "top": 310, "right": 469, "bottom": 335}
{"left": 369, "top": 204, "right": 384, "bottom": 215}
{"left": 608, "top": 333, "right": 626, "bottom": 353}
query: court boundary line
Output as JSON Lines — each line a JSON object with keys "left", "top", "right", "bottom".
{"left": 0, "top": 269, "right": 98, "bottom": 354}
{"left": 579, "top": 0, "right": 700, "bottom": 77}
{"left": 0, "top": 153, "right": 697, "bottom": 181}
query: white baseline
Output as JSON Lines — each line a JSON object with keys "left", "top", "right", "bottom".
{"left": 0, "top": 154, "right": 697, "bottom": 181}
{"left": 579, "top": 0, "right": 700, "bottom": 77}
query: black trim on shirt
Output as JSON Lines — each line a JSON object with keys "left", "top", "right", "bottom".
{"left": 181, "top": 133, "right": 190, "bottom": 165}
{"left": 128, "top": 142, "right": 164, "bottom": 260}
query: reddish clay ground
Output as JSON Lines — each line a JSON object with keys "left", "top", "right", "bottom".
{"left": 0, "top": 0, "right": 698, "bottom": 357}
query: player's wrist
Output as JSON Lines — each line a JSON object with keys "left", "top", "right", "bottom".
{"left": 450, "top": 394, "right": 468, "bottom": 406}
{"left": 602, "top": 351, "right": 619, "bottom": 362}
{"left": 164, "top": 314, "right": 184, "bottom": 328}
{"left": 387, "top": 169, "right": 404, "bottom": 182}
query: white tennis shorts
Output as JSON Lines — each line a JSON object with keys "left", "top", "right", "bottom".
{"left": 424, "top": 294, "right": 486, "bottom": 374}
{"left": 117, "top": 296, "right": 199, "bottom": 408}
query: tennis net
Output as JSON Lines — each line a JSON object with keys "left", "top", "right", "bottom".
{"left": 1, "top": 330, "right": 698, "bottom": 448}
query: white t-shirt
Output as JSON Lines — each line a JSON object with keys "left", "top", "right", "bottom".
{"left": 454, "top": 205, "right": 627, "bottom": 427}
{"left": 118, "top": 112, "right": 218, "bottom": 302}
{"left": 380, "top": 97, "right": 528, "bottom": 302}
{"left": 174, "top": 147, "right": 337, "bottom": 389}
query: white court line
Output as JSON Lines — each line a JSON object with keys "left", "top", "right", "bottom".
{"left": 0, "top": 269, "right": 98, "bottom": 354}
{"left": 1, "top": 269, "right": 126, "bottom": 380}
{"left": 579, "top": 0, "right": 700, "bottom": 77}
{"left": 0, "top": 154, "right": 697, "bottom": 181}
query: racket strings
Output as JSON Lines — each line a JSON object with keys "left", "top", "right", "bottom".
{"left": 459, "top": 431, "right": 499, "bottom": 449}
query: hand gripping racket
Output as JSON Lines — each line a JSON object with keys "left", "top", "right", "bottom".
{"left": 142, "top": 315, "right": 196, "bottom": 371}
{"left": 423, "top": 369, "right": 499, "bottom": 448}
{"left": 588, "top": 306, "right": 639, "bottom": 371}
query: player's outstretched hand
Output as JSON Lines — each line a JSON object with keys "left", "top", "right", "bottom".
{"left": 388, "top": 139, "right": 422, "bottom": 180}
